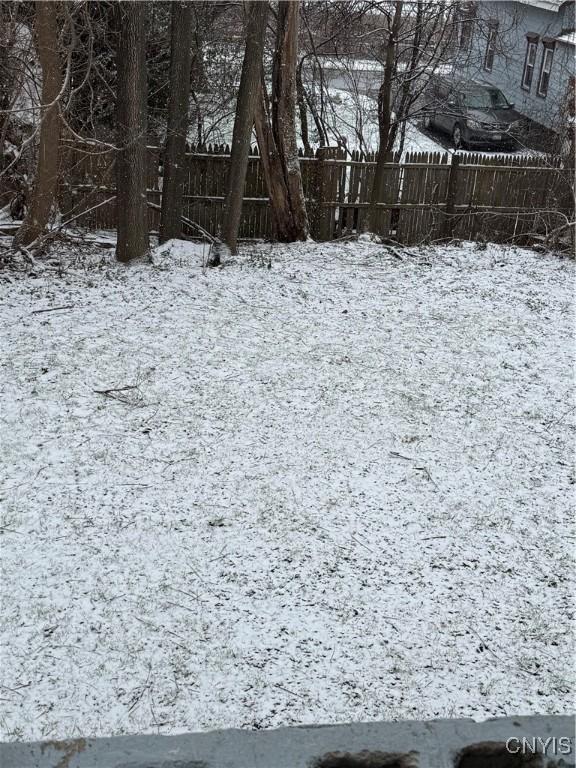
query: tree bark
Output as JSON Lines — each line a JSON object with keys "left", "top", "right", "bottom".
{"left": 115, "top": 1, "right": 149, "bottom": 262}
{"left": 222, "top": 0, "right": 268, "bottom": 254}
{"left": 366, "top": 1, "right": 403, "bottom": 234}
{"left": 255, "top": 0, "right": 308, "bottom": 242}
{"left": 303, "top": 74, "right": 328, "bottom": 147}
{"left": 13, "top": 1, "right": 63, "bottom": 247}
{"left": 392, "top": 0, "right": 423, "bottom": 156}
{"left": 254, "top": 69, "right": 295, "bottom": 239}
{"left": 159, "top": 1, "right": 194, "bottom": 244}
{"left": 296, "top": 59, "right": 311, "bottom": 153}
{"left": 273, "top": 1, "right": 308, "bottom": 239}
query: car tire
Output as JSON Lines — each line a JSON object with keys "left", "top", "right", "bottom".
{"left": 452, "top": 123, "right": 466, "bottom": 150}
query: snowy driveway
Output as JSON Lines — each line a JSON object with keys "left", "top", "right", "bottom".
{"left": 0, "top": 240, "right": 573, "bottom": 740}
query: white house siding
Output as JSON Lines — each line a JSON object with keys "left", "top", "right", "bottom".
{"left": 457, "top": 1, "right": 575, "bottom": 132}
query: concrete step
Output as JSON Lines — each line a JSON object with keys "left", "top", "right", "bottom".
{"left": 0, "top": 715, "right": 574, "bottom": 768}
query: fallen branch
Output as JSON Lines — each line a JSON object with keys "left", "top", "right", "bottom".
{"left": 146, "top": 201, "right": 215, "bottom": 243}
{"left": 93, "top": 385, "right": 137, "bottom": 396}
{"left": 58, "top": 195, "right": 117, "bottom": 230}
{"left": 383, "top": 240, "right": 422, "bottom": 259}
{"left": 93, "top": 384, "right": 141, "bottom": 405}
{"left": 31, "top": 304, "right": 74, "bottom": 315}
{"left": 273, "top": 683, "right": 305, "bottom": 699}
{"left": 389, "top": 450, "right": 417, "bottom": 461}
{"left": 384, "top": 246, "right": 405, "bottom": 261}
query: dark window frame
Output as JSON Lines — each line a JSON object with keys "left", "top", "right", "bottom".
{"left": 521, "top": 34, "right": 539, "bottom": 91}
{"left": 459, "top": 18, "right": 473, "bottom": 51}
{"left": 458, "top": 4, "right": 476, "bottom": 52}
{"left": 483, "top": 22, "right": 498, "bottom": 72}
{"left": 537, "top": 41, "right": 555, "bottom": 98}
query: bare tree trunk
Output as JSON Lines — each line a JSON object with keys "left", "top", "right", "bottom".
{"left": 221, "top": 0, "right": 268, "bottom": 254}
{"left": 366, "top": 1, "right": 402, "bottom": 234}
{"left": 303, "top": 75, "right": 328, "bottom": 147}
{"left": 115, "top": 1, "right": 148, "bottom": 263}
{"left": 159, "top": 1, "right": 194, "bottom": 244}
{"left": 296, "top": 59, "right": 311, "bottom": 153}
{"left": 254, "top": 69, "right": 295, "bottom": 239}
{"left": 274, "top": 1, "right": 309, "bottom": 239}
{"left": 300, "top": 5, "right": 329, "bottom": 147}
{"left": 255, "top": 0, "right": 308, "bottom": 242}
{"left": 0, "top": 4, "right": 19, "bottom": 151}
{"left": 390, "top": 0, "right": 423, "bottom": 155}
{"left": 14, "top": 1, "right": 63, "bottom": 247}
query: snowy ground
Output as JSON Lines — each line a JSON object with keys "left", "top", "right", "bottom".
{"left": 0, "top": 239, "right": 574, "bottom": 742}
{"left": 319, "top": 88, "right": 446, "bottom": 156}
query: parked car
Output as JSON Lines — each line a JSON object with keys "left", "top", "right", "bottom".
{"left": 422, "top": 75, "right": 524, "bottom": 150}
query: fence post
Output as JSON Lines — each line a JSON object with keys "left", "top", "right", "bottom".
{"left": 443, "top": 153, "right": 460, "bottom": 239}
{"left": 310, "top": 147, "right": 339, "bottom": 241}
{"left": 309, "top": 148, "right": 326, "bottom": 240}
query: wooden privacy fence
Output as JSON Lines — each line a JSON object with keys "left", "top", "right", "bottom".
{"left": 58, "top": 142, "right": 573, "bottom": 245}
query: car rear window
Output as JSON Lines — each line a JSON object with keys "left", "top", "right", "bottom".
{"left": 462, "top": 87, "right": 510, "bottom": 109}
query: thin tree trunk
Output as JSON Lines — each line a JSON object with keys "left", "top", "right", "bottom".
{"left": 303, "top": 73, "right": 328, "bottom": 147}
{"left": 367, "top": 1, "right": 402, "bottom": 233}
{"left": 115, "top": 1, "right": 148, "bottom": 263}
{"left": 256, "top": 0, "right": 308, "bottom": 242}
{"left": 274, "top": 1, "right": 308, "bottom": 239}
{"left": 296, "top": 59, "right": 311, "bottom": 153}
{"left": 14, "top": 1, "right": 63, "bottom": 247}
{"left": 254, "top": 69, "right": 294, "bottom": 239}
{"left": 221, "top": 0, "right": 268, "bottom": 254}
{"left": 160, "top": 1, "right": 194, "bottom": 244}
{"left": 301, "top": 4, "right": 329, "bottom": 147}
{"left": 390, "top": 0, "right": 422, "bottom": 155}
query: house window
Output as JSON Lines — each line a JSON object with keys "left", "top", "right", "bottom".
{"left": 522, "top": 37, "right": 538, "bottom": 90}
{"left": 483, "top": 23, "right": 498, "bottom": 72}
{"left": 459, "top": 18, "right": 473, "bottom": 51}
{"left": 458, "top": 3, "right": 476, "bottom": 52}
{"left": 537, "top": 43, "right": 555, "bottom": 97}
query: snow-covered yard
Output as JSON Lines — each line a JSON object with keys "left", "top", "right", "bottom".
{"left": 0, "top": 239, "right": 573, "bottom": 741}
{"left": 314, "top": 88, "right": 447, "bottom": 156}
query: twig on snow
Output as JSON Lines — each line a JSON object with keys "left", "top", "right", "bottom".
{"left": 93, "top": 385, "right": 138, "bottom": 396}
{"left": 468, "top": 624, "right": 539, "bottom": 678}
{"left": 389, "top": 450, "right": 417, "bottom": 461}
{"left": 93, "top": 384, "right": 144, "bottom": 406}
{"left": 351, "top": 534, "right": 375, "bottom": 554}
{"left": 415, "top": 465, "right": 439, "bottom": 489}
{"left": 273, "top": 683, "right": 306, "bottom": 699}
{"left": 384, "top": 246, "right": 406, "bottom": 261}
{"left": 31, "top": 304, "right": 74, "bottom": 315}
{"left": 166, "top": 585, "right": 207, "bottom": 603}
{"left": 164, "top": 600, "right": 197, "bottom": 614}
